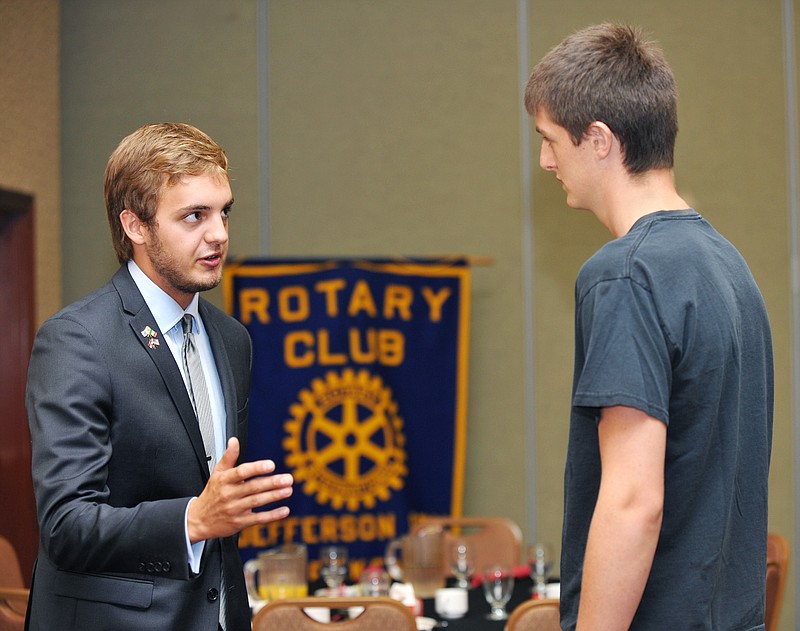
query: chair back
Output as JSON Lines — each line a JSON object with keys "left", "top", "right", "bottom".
{"left": 0, "top": 537, "right": 28, "bottom": 629}
{"left": 0, "top": 538, "right": 24, "bottom": 590}
{"left": 0, "top": 601, "right": 25, "bottom": 631}
{"left": 765, "top": 532, "right": 790, "bottom": 631}
{"left": 505, "top": 598, "right": 560, "bottom": 631}
{"left": 252, "top": 596, "right": 416, "bottom": 631}
{"left": 412, "top": 516, "right": 522, "bottom": 573}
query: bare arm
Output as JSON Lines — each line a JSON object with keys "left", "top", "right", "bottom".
{"left": 576, "top": 405, "right": 666, "bottom": 631}
{"left": 187, "top": 437, "right": 293, "bottom": 543}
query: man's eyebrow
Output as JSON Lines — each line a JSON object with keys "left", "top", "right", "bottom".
{"left": 179, "top": 199, "right": 234, "bottom": 212}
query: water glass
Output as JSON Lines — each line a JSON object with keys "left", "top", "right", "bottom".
{"left": 482, "top": 565, "right": 514, "bottom": 620}
{"left": 528, "top": 543, "right": 552, "bottom": 598}
{"left": 320, "top": 545, "right": 349, "bottom": 591}
{"left": 449, "top": 539, "right": 475, "bottom": 589}
{"left": 359, "top": 566, "right": 391, "bottom": 597}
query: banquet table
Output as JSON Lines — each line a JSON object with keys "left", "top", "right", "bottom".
{"left": 420, "top": 576, "right": 542, "bottom": 630}
{"left": 294, "top": 575, "right": 549, "bottom": 630}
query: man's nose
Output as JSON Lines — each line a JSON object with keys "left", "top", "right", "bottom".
{"left": 539, "top": 143, "right": 556, "bottom": 172}
{"left": 205, "top": 213, "right": 229, "bottom": 243}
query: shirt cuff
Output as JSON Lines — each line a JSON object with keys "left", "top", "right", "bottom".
{"left": 185, "top": 497, "right": 205, "bottom": 574}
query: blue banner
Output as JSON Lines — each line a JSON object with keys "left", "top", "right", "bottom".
{"left": 223, "top": 258, "right": 471, "bottom": 582}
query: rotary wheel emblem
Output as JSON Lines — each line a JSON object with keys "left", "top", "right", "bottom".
{"left": 283, "top": 368, "right": 408, "bottom": 511}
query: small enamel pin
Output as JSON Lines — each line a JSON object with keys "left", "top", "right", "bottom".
{"left": 141, "top": 325, "right": 160, "bottom": 349}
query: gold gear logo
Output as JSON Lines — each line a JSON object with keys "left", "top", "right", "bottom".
{"left": 283, "top": 368, "right": 408, "bottom": 511}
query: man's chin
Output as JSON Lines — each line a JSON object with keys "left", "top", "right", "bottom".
{"left": 177, "top": 272, "right": 223, "bottom": 295}
{"left": 197, "top": 274, "right": 223, "bottom": 293}
{"left": 564, "top": 197, "right": 589, "bottom": 211}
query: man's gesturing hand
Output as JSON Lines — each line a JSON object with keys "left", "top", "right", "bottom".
{"left": 187, "top": 437, "right": 293, "bottom": 543}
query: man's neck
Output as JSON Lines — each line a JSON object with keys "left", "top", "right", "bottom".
{"left": 594, "top": 168, "right": 689, "bottom": 238}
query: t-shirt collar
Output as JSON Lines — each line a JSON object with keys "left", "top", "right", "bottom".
{"left": 628, "top": 208, "right": 698, "bottom": 233}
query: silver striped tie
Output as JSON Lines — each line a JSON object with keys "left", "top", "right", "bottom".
{"left": 181, "top": 314, "right": 216, "bottom": 470}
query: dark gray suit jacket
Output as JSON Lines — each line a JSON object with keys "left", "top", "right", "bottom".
{"left": 25, "top": 266, "right": 253, "bottom": 631}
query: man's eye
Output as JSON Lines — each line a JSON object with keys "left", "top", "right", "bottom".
{"left": 221, "top": 208, "right": 231, "bottom": 219}
{"left": 185, "top": 212, "right": 202, "bottom": 223}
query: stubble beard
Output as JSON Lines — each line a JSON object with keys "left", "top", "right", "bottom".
{"left": 146, "top": 231, "right": 224, "bottom": 295}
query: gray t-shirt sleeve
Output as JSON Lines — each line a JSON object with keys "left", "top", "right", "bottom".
{"left": 572, "top": 276, "right": 671, "bottom": 425}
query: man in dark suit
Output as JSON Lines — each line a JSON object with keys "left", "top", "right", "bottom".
{"left": 25, "top": 123, "right": 293, "bottom": 631}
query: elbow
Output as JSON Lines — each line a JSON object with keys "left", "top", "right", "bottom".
{"left": 625, "top": 488, "right": 664, "bottom": 537}
{"left": 639, "top": 499, "right": 664, "bottom": 536}
{"left": 597, "top": 485, "right": 664, "bottom": 537}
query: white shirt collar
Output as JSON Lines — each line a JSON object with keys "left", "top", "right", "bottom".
{"left": 127, "top": 260, "right": 200, "bottom": 334}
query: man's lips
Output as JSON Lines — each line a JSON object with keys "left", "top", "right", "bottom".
{"left": 198, "top": 252, "right": 224, "bottom": 266}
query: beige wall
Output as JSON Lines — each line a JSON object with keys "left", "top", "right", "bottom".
{"left": 267, "top": 0, "right": 530, "bottom": 536}
{"left": 0, "top": 0, "right": 61, "bottom": 324}
{"left": 60, "top": 0, "right": 261, "bottom": 306}
{"left": 50, "top": 1, "right": 798, "bottom": 629}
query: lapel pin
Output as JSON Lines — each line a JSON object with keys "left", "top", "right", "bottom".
{"left": 141, "top": 326, "right": 160, "bottom": 349}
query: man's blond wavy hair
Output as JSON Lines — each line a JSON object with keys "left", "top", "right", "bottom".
{"left": 104, "top": 122, "right": 229, "bottom": 263}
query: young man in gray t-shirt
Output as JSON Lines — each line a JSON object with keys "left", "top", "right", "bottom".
{"left": 525, "top": 24, "right": 773, "bottom": 630}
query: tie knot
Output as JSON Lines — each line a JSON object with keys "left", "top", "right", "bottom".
{"left": 181, "top": 314, "right": 194, "bottom": 336}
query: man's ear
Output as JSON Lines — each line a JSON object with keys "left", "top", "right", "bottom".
{"left": 584, "top": 121, "right": 615, "bottom": 160}
{"left": 119, "top": 209, "right": 147, "bottom": 246}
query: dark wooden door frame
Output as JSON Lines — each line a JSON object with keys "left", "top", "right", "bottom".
{"left": 0, "top": 187, "right": 38, "bottom": 585}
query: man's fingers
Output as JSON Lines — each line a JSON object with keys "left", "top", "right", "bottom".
{"left": 228, "top": 459, "right": 285, "bottom": 483}
{"left": 234, "top": 472, "right": 293, "bottom": 502}
{"left": 249, "top": 482, "right": 293, "bottom": 508}
{"left": 216, "top": 437, "right": 240, "bottom": 471}
{"left": 225, "top": 472, "right": 293, "bottom": 514}
{"left": 229, "top": 506, "right": 292, "bottom": 532}
{"left": 249, "top": 505, "right": 291, "bottom": 525}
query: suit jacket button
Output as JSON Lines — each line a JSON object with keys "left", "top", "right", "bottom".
{"left": 154, "top": 562, "right": 163, "bottom": 573}
{"left": 138, "top": 562, "right": 146, "bottom": 572}
{"left": 207, "top": 588, "right": 219, "bottom": 602}
{"left": 147, "top": 562, "right": 155, "bottom": 573}
{"left": 162, "top": 561, "right": 171, "bottom": 573}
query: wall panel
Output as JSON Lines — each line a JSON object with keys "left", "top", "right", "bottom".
{"left": 267, "top": 0, "right": 529, "bottom": 530}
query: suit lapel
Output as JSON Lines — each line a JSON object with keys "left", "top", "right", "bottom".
{"left": 113, "top": 267, "right": 211, "bottom": 480}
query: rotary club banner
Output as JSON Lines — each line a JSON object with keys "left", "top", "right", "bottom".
{"left": 223, "top": 258, "right": 471, "bottom": 582}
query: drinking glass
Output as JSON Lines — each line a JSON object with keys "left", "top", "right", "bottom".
{"left": 528, "top": 543, "right": 552, "bottom": 598}
{"left": 359, "top": 566, "right": 391, "bottom": 597}
{"left": 320, "top": 545, "right": 349, "bottom": 591}
{"left": 482, "top": 565, "right": 514, "bottom": 620}
{"left": 449, "top": 539, "right": 475, "bottom": 589}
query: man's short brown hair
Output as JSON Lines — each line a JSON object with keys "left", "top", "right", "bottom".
{"left": 525, "top": 23, "right": 678, "bottom": 175}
